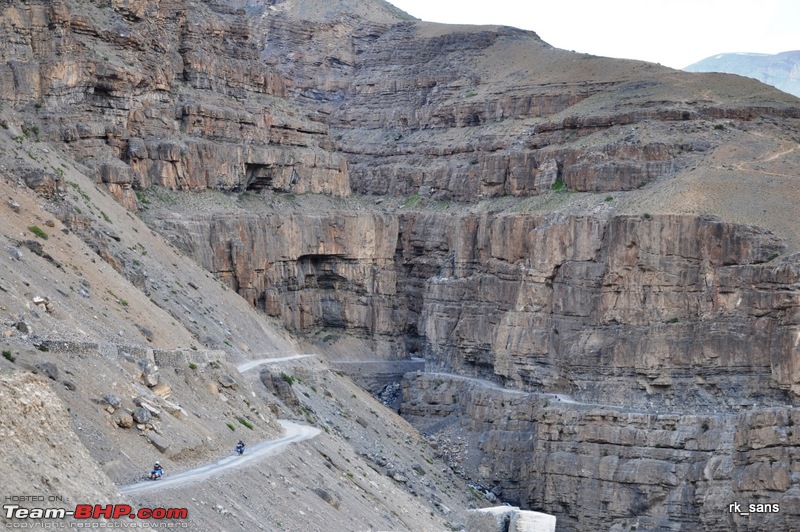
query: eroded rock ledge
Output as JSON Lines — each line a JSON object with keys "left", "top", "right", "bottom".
{"left": 3, "top": 1, "right": 800, "bottom": 529}
{"left": 401, "top": 372, "right": 799, "bottom": 532}
{"left": 153, "top": 208, "right": 799, "bottom": 408}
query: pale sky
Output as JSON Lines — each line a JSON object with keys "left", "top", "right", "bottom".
{"left": 388, "top": 0, "right": 799, "bottom": 69}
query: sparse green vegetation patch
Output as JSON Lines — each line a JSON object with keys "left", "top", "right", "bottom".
{"left": 28, "top": 226, "right": 48, "bottom": 239}
{"left": 551, "top": 178, "right": 567, "bottom": 192}
{"left": 67, "top": 181, "right": 90, "bottom": 202}
{"left": 403, "top": 193, "right": 422, "bottom": 208}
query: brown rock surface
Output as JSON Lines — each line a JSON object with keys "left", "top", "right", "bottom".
{"left": 1, "top": 0, "right": 800, "bottom": 530}
{"left": 401, "top": 373, "right": 800, "bottom": 531}
{"left": 155, "top": 202, "right": 799, "bottom": 408}
{"left": 0, "top": 373, "right": 119, "bottom": 523}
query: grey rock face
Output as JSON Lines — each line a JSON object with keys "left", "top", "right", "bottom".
{"left": 34, "top": 362, "right": 58, "bottom": 381}
{"left": 217, "top": 374, "right": 237, "bottom": 389}
{"left": 147, "top": 432, "right": 170, "bottom": 453}
{"left": 401, "top": 373, "right": 800, "bottom": 531}
{"left": 259, "top": 368, "right": 299, "bottom": 407}
{"left": 312, "top": 488, "right": 339, "bottom": 509}
{"left": 103, "top": 394, "right": 121, "bottom": 409}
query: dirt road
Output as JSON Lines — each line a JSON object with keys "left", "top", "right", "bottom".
{"left": 119, "top": 420, "right": 320, "bottom": 495}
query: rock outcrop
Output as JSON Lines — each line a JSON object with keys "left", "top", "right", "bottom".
{"left": 157, "top": 208, "right": 800, "bottom": 407}
{"left": 2, "top": 0, "right": 800, "bottom": 529}
{"left": 402, "top": 373, "right": 800, "bottom": 532}
{"left": 0, "top": 0, "right": 350, "bottom": 207}
{"left": 466, "top": 505, "right": 557, "bottom": 532}
{"left": 152, "top": 195, "right": 800, "bottom": 528}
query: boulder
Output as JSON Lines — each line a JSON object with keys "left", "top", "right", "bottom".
{"left": 312, "top": 488, "right": 339, "bottom": 509}
{"left": 138, "top": 359, "right": 159, "bottom": 387}
{"left": 116, "top": 413, "right": 134, "bottom": 428}
{"left": 466, "top": 507, "right": 515, "bottom": 532}
{"left": 510, "top": 510, "right": 557, "bottom": 532}
{"left": 218, "top": 374, "right": 237, "bottom": 389}
{"left": 152, "top": 383, "right": 172, "bottom": 398}
{"left": 259, "top": 368, "right": 299, "bottom": 407}
{"left": 34, "top": 361, "right": 58, "bottom": 381}
{"left": 21, "top": 168, "right": 61, "bottom": 198}
{"left": 103, "top": 394, "right": 122, "bottom": 409}
{"left": 133, "top": 399, "right": 160, "bottom": 417}
{"left": 147, "top": 432, "right": 170, "bottom": 453}
{"left": 161, "top": 400, "right": 186, "bottom": 419}
{"left": 132, "top": 407, "right": 151, "bottom": 424}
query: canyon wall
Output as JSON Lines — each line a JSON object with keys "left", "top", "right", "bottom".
{"left": 155, "top": 209, "right": 800, "bottom": 408}
{"left": 401, "top": 373, "right": 800, "bottom": 532}
{"left": 153, "top": 205, "right": 800, "bottom": 529}
{"left": 0, "top": 0, "right": 350, "bottom": 210}
{"left": 2, "top": 0, "right": 800, "bottom": 529}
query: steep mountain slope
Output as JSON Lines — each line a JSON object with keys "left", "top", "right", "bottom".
{"left": 1, "top": 0, "right": 799, "bottom": 530}
{"left": 685, "top": 50, "right": 800, "bottom": 98}
{"left": 0, "top": 132, "right": 476, "bottom": 529}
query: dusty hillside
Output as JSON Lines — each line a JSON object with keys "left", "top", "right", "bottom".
{"left": 1, "top": 0, "right": 799, "bottom": 530}
{"left": 685, "top": 50, "right": 800, "bottom": 98}
{"left": 0, "top": 133, "right": 480, "bottom": 529}
{"left": 0, "top": 36, "right": 478, "bottom": 531}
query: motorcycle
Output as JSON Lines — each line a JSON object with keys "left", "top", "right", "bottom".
{"left": 149, "top": 468, "right": 163, "bottom": 480}
{"left": 235, "top": 443, "right": 245, "bottom": 456}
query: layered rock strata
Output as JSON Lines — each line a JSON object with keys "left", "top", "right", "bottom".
{"left": 0, "top": 0, "right": 350, "bottom": 210}
{"left": 401, "top": 373, "right": 800, "bottom": 532}
{"left": 3, "top": 0, "right": 800, "bottom": 529}
{"left": 152, "top": 204, "right": 800, "bottom": 528}
{"left": 156, "top": 209, "right": 800, "bottom": 408}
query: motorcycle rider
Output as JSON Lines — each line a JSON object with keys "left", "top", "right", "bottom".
{"left": 235, "top": 440, "right": 245, "bottom": 454}
{"left": 151, "top": 461, "right": 163, "bottom": 479}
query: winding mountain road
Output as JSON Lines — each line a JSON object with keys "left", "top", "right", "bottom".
{"left": 236, "top": 354, "right": 315, "bottom": 373}
{"left": 120, "top": 420, "right": 320, "bottom": 495}
{"left": 424, "top": 371, "right": 651, "bottom": 412}
{"left": 424, "top": 372, "right": 527, "bottom": 395}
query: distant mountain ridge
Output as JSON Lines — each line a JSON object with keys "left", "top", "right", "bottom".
{"left": 685, "top": 50, "right": 800, "bottom": 98}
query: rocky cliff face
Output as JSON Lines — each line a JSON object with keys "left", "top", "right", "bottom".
{"left": 400, "top": 373, "right": 800, "bottom": 532}
{"left": 2, "top": 0, "right": 800, "bottom": 529}
{"left": 0, "top": 0, "right": 350, "bottom": 210}
{"left": 154, "top": 206, "right": 800, "bottom": 409}
{"left": 150, "top": 195, "right": 800, "bottom": 527}
{"left": 152, "top": 207, "right": 405, "bottom": 356}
